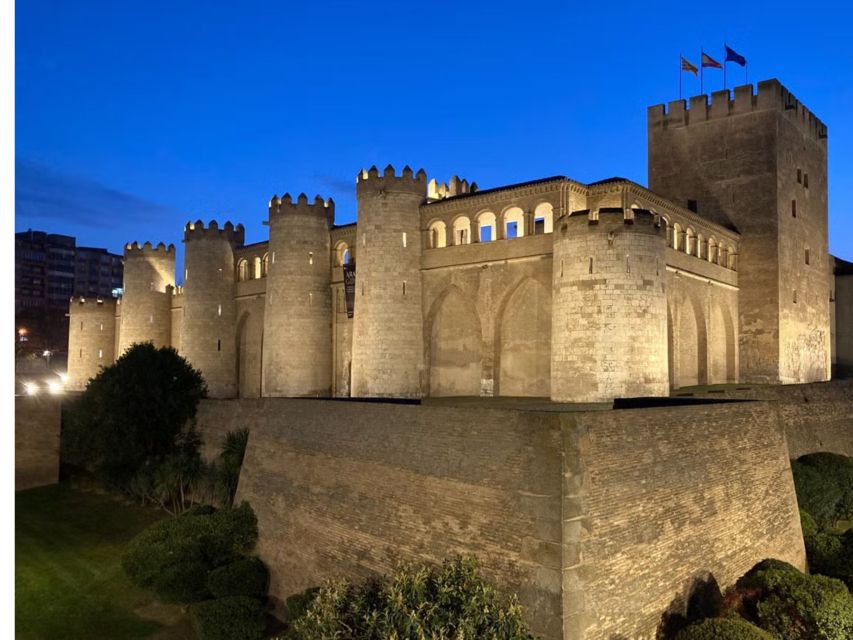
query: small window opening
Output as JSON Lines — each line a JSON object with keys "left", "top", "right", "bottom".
{"left": 626, "top": 255, "right": 631, "bottom": 273}
{"left": 309, "top": 292, "right": 314, "bottom": 306}
{"left": 99, "top": 323, "right": 103, "bottom": 331}
{"left": 797, "top": 168, "right": 802, "bottom": 184}
{"left": 534, "top": 217, "right": 545, "bottom": 234}
{"left": 804, "top": 173, "right": 809, "bottom": 188}
{"left": 402, "top": 281, "right": 407, "bottom": 296}
{"left": 588, "top": 257, "right": 593, "bottom": 274}
{"left": 217, "top": 304, "right": 222, "bottom": 316}
{"left": 80, "top": 321, "right": 83, "bottom": 330}
{"left": 185, "top": 269, "right": 189, "bottom": 281}
{"left": 308, "top": 252, "right": 314, "bottom": 265}
{"left": 362, "top": 234, "right": 366, "bottom": 247}
{"left": 805, "top": 248, "right": 810, "bottom": 265}
{"left": 149, "top": 314, "right": 154, "bottom": 324}
{"left": 217, "top": 339, "right": 221, "bottom": 351}
{"left": 506, "top": 221, "right": 518, "bottom": 239}
{"left": 480, "top": 226, "right": 492, "bottom": 242}
{"left": 79, "top": 348, "right": 82, "bottom": 358}
{"left": 402, "top": 232, "right": 407, "bottom": 248}
{"left": 98, "top": 349, "right": 103, "bottom": 359}
{"left": 792, "top": 200, "right": 797, "bottom": 218}
{"left": 793, "top": 290, "right": 798, "bottom": 304}
{"left": 687, "top": 199, "right": 698, "bottom": 213}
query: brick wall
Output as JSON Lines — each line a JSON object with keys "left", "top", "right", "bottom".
{"left": 16, "top": 396, "right": 61, "bottom": 491}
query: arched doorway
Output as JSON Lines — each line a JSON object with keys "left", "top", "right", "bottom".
{"left": 497, "top": 278, "right": 551, "bottom": 397}
{"left": 428, "top": 288, "right": 481, "bottom": 396}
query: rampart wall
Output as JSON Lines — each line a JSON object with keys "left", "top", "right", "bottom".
{"left": 16, "top": 397, "right": 61, "bottom": 491}
{"left": 196, "top": 396, "right": 807, "bottom": 640}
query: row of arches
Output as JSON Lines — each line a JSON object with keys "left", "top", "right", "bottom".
{"left": 427, "top": 202, "right": 555, "bottom": 249}
{"left": 668, "top": 294, "right": 737, "bottom": 388}
{"left": 664, "top": 220, "right": 737, "bottom": 270}
{"left": 237, "top": 254, "right": 270, "bottom": 282}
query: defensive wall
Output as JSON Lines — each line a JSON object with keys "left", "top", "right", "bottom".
{"left": 196, "top": 396, "right": 809, "bottom": 640}
{"left": 15, "top": 396, "right": 61, "bottom": 491}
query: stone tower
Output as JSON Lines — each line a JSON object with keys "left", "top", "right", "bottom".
{"left": 350, "top": 165, "right": 427, "bottom": 397}
{"left": 180, "top": 220, "right": 243, "bottom": 398}
{"left": 648, "top": 80, "right": 830, "bottom": 383}
{"left": 117, "top": 242, "right": 175, "bottom": 355}
{"left": 262, "top": 193, "right": 334, "bottom": 396}
{"left": 551, "top": 208, "right": 668, "bottom": 402}
{"left": 66, "top": 296, "right": 118, "bottom": 390}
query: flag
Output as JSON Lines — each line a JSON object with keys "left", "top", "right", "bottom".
{"left": 725, "top": 45, "right": 747, "bottom": 67}
{"left": 681, "top": 56, "right": 698, "bottom": 75}
{"left": 702, "top": 52, "right": 722, "bottom": 69}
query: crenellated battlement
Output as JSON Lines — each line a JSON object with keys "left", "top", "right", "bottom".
{"left": 648, "top": 79, "right": 828, "bottom": 140}
{"left": 566, "top": 207, "right": 660, "bottom": 229}
{"left": 426, "top": 175, "right": 479, "bottom": 201}
{"left": 268, "top": 193, "right": 335, "bottom": 225}
{"left": 68, "top": 296, "right": 118, "bottom": 310}
{"left": 356, "top": 164, "right": 427, "bottom": 197}
{"left": 183, "top": 219, "right": 245, "bottom": 246}
{"left": 124, "top": 241, "right": 176, "bottom": 257}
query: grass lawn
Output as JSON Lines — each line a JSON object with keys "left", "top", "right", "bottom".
{"left": 16, "top": 483, "right": 193, "bottom": 640}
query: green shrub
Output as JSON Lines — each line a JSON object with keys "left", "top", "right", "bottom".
{"left": 791, "top": 461, "right": 842, "bottom": 528}
{"left": 730, "top": 559, "right": 853, "bottom": 640}
{"left": 797, "top": 453, "right": 853, "bottom": 522}
{"left": 286, "top": 556, "right": 535, "bottom": 639}
{"left": 804, "top": 530, "right": 853, "bottom": 588}
{"left": 799, "top": 508, "right": 818, "bottom": 538}
{"left": 675, "top": 618, "right": 774, "bottom": 640}
{"left": 284, "top": 587, "right": 320, "bottom": 621}
{"left": 213, "top": 429, "right": 249, "bottom": 507}
{"left": 207, "top": 557, "right": 269, "bottom": 599}
{"left": 190, "top": 596, "right": 266, "bottom": 640}
{"left": 122, "top": 503, "right": 258, "bottom": 603}
{"left": 63, "top": 343, "right": 207, "bottom": 488}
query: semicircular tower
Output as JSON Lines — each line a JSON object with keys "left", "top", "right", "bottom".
{"left": 551, "top": 208, "right": 669, "bottom": 402}
{"left": 350, "top": 165, "right": 427, "bottom": 398}
{"left": 180, "top": 220, "right": 243, "bottom": 398}
{"left": 117, "top": 242, "right": 175, "bottom": 354}
{"left": 262, "top": 193, "right": 334, "bottom": 396}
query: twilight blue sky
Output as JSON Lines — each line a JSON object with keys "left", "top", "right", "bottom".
{"left": 15, "top": 0, "right": 853, "bottom": 269}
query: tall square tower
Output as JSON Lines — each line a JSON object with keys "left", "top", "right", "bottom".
{"left": 648, "top": 80, "right": 831, "bottom": 383}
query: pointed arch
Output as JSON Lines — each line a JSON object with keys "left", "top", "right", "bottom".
{"left": 709, "top": 299, "right": 736, "bottom": 383}
{"left": 495, "top": 277, "right": 551, "bottom": 397}
{"left": 236, "top": 309, "right": 263, "bottom": 398}
{"left": 675, "top": 292, "right": 708, "bottom": 388}
{"left": 426, "top": 286, "right": 482, "bottom": 396}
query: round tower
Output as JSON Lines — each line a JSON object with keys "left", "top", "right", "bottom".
{"left": 350, "top": 165, "right": 427, "bottom": 398}
{"left": 67, "top": 296, "right": 118, "bottom": 390}
{"left": 550, "top": 208, "right": 669, "bottom": 402}
{"left": 180, "top": 220, "right": 243, "bottom": 398}
{"left": 118, "top": 242, "right": 175, "bottom": 355}
{"left": 262, "top": 193, "right": 333, "bottom": 397}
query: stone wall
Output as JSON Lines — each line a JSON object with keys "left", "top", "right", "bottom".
{"left": 197, "top": 396, "right": 806, "bottom": 640}
{"left": 16, "top": 396, "right": 61, "bottom": 491}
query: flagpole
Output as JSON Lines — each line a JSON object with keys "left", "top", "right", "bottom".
{"left": 723, "top": 44, "right": 727, "bottom": 90}
{"left": 679, "top": 52, "right": 682, "bottom": 100}
{"left": 700, "top": 48, "right": 704, "bottom": 94}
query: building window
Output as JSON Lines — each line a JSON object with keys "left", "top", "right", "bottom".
{"left": 804, "top": 173, "right": 809, "bottom": 188}
{"left": 792, "top": 200, "right": 797, "bottom": 218}
{"left": 805, "top": 248, "right": 810, "bottom": 265}
{"left": 797, "top": 168, "right": 802, "bottom": 184}
{"left": 687, "top": 199, "right": 698, "bottom": 213}
{"left": 793, "top": 290, "right": 798, "bottom": 304}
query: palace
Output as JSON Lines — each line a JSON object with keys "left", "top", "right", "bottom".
{"left": 66, "top": 79, "right": 853, "bottom": 401}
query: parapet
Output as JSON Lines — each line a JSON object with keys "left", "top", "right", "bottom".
{"left": 565, "top": 207, "right": 660, "bottom": 231}
{"left": 356, "top": 164, "right": 427, "bottom": 197}
{"left": 426, "top": 176, "right": 479, "bottom": 201}
{"left": 648, "top": 79, "right": 828, "bottom": 140}
{"left": 183, "top": 220, "right": 245, "bottom": 246}
{"left": 68, "top": 296, "right": 118, "bottom": 312}
{"left": 124, "top": 241, "right": 176, "bottom": 258}
{"left": 267, "top": 193, "right": 335, "bottom": 225}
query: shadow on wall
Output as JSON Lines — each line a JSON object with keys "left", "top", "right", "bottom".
{"left": 657, "top": 572, "right": 724, "bottom": 639}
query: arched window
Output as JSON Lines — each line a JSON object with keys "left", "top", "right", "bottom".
{"left": 708, "top": 237, "right": 718, "bottom": 264}
{"left": 477, "top": 211, "right": 497, "bottom": 242}
{"left": 237, "top": 259, "right": 249, "bottom": 282}
{"left": 672, "top": 223, "right": 683, "bottom": 251}
{"left": 253, "top": 256, "right": 262, "bottom": 279}
{"left": 533, "top": 202, "right": 554, "bottom": 234}
{"left": 428, "top": 220, "right": 447, "bottom": 248}
{"left": 452, "top": 216, "right": 471, "bottom": 245}
{"left": 696, "top": 233, "right": 705, "bottom": 259}
{"left": 727, "top": 246, "right": 737, "bottom": 270}
{"left": 661, "top": 216, "right": 672, "bottom": 247}
{"left": 685, "top": 227, "right": 696, "bottom": 255}
{"left": 503, "top": 207, "right": 524, "bottom": 239}
{"left": 261, "top": 253, "right": 270, "bottom": 276}
{"left": 335, "top": 242, "right": 351, "bottom": 266}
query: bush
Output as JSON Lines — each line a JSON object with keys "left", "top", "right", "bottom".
{"left": 213, "top": 429, "right": 249, "bottom": 507}
{"left": 122, "top": 503, "right": 258, "bottom": 603}
{"left": 63, "top": 343, "right": 207, "bottom": 488}
{"left": 730, "top": 559, "right": 853, "bottom": 640}
{"left": 190, "top": 596, "right": 266, "bottom": 640}
{"left": 804, "top": 530, "right": 853, "bottom": 588}
{"left": 286, "top": 556, "right": 535, "bottom": 639}
{"left": 791, "top": 461, "right": 842, "bottom": 528}
{"left": 675, "top": 618, "right": 773, "bottom": 640}
{"left": 284, "top": 587, "right": 320, "bottom": 622}
{"left": 797, "top": 453, "right": 853, "bottom": 522}
{"left": 799, "top": 508, "right": 818, "bottom": 538}
{"left": 207, "top": 557, "right": 269, "bottom": 599}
